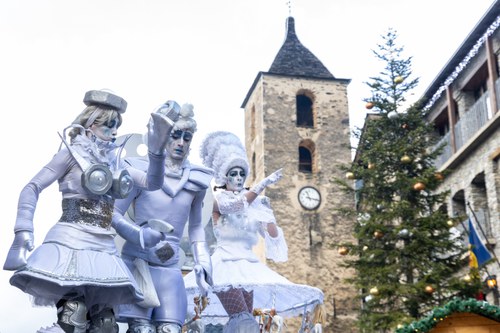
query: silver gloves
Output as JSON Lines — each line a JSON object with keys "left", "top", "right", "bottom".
{"left": 147, "top": 101, "right": 181, "bottom": 156}
{"left": 250, "top": 168, "right": 283, "bottom": 195}
{"left": 112, "top": 215, "right": 163, "bottom": 249}
{"left": 191, "top": 241, "right": 213, "bottom": 296}
{"left": 4, "top": 230, "right": 34, "bottom": 271}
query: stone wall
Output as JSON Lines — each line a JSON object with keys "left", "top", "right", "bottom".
{"left": 244, "top": 73, "right": 358, "bottom": 332}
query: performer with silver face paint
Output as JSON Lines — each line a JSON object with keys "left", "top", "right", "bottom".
{"left": 184, "top": 131, "right": 324, "bottom": 333}
{"left": 3, "top": 89, "right": 175, "bottom": 333}
{"left": 112, "top": 102, "right": 214, "bottom": 333}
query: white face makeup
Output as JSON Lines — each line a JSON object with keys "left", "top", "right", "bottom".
{"left": 166, "top": 129, "right": 193, "bottom": 160}
{"left": 226, "top": 167, "right": 246, "bottom": 192}
{"left": 90, "top": 121, "right": 118, "bottom": 142}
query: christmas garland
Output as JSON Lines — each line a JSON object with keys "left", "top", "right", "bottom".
{"left": 395, "top": 298, "right": 500, "bottom": 333}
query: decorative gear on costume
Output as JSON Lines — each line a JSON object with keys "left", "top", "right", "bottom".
{"left": 126, "top": 319, "right": 155, "bottom": 333}
{"left": 56, "top": 298, "right": 88, "bottom": 333}
{"left": 156, "top": 323, "right": 182, "bottom": 333}
{"left": 88, "top": 307, "right": 119, "bottom": 333}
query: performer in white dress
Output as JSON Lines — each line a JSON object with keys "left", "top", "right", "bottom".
{"left": 184, "top": 131, "right": 324, "bottom": 332}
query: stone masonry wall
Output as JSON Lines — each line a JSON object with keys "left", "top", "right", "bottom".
{"left": 244, "top": 73, "right": 359, "bottom": 332}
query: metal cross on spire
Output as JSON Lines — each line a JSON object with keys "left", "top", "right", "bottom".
{"left": 286, "top": 0, "right": 292, "bottom": 16}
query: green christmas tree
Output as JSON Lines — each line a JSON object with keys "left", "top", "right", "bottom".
{"left": 336, "top": 29, "right": 481, "bottom": 332}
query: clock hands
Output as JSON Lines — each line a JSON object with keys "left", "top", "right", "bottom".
{"left": 306, "top": 194, "right": 319, "bottom": 202}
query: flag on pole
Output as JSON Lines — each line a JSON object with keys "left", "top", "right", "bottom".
{"left": 469, "top": 218, "right": 492, "bottom": 267}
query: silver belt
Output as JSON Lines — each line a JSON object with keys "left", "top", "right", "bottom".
{"left": 59, "top": 198, "right": 113, "bottom": 229}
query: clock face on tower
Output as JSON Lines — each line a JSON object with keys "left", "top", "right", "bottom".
{"left": 298, "top": 186, "right": 321, "bottom": 210}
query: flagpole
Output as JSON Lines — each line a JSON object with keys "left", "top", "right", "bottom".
{"left": 467, "top": 202, "right": 500, "bottom": 269}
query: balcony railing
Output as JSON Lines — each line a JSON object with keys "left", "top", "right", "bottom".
{"left": 432, "top": 78, "right": 497, "bottom": 168}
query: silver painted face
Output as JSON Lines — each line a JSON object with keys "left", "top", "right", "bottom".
{"left": 226, "top": 167, "right": 246, "bottom": 192}
{"left": 166, "top": 130, "right": 193, "bottom": 160}
{"left": 90, "top": 122, "right": 118, "bottom": 142}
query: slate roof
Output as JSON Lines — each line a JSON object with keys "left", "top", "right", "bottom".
{"left": 268, "top": 16, "right": 334, "bottom": 79}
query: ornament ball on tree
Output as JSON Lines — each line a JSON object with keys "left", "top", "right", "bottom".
{"left": 425, "top": 285, "right": 435, "bottom": 294}
{"left": 394, "top": 76, "right": 404, "bottom": 84}
{"left": 434, "top": 172, "right": 444, "bottom": 181}
{"left": 338, "top": 246, "right": 349, "bottom": 255}
{"left": 400, "top": 155, "right": 412, "bottom": 164}
{"left": 413, "top": 182, "right": 426, "bottom": 191}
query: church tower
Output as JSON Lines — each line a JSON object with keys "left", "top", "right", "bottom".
{"left": 241, "top": 17, "right": 357, "bottom": 331}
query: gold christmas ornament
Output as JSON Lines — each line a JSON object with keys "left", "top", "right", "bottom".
{"left": 434, "top": 172, "right": 444, "bottom": 181}
{"left": 401, "top": 123, "right": 409, "bottom": 129}
{"left": 400, "top": 155, "right": 412, "bottom": 164}
{"left": 365, "top": 102, "right": 374, "bottom": 110}
{"left": 463, "top": 275, "right": 472, "bottom": 283}
{"left": 394, "top": 76, "right": 404, "bottom": 84}
{"left": 369, "top": 287, "right": 379, "bottom": 296}
{"left": 374, "top": 230, "right": 384, "bottom": 239}
{"left": 368, "top": 162, "right": 375, "bottom": 169}
{"left": 345, "top": 172, "right": 355, "bottom": 180}
{"left": 413, "top": 182, "right": 426, "bottom": 191}
{"left": 446, "top": 220, "right": 455, "bottom": 227}
{"left": 425, "top": 285, "right": 435, "bottom": 294}
{"left": 338, "top": 246, "right": 349, "bottom": 255}
{"left": 362, "top": 245, "right": 369, "bottom": 251}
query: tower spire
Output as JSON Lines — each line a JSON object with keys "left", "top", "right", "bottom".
{"left": 268, "top": 16, "right": 335, "bottom": 79}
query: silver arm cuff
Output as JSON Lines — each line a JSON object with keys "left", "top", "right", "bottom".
{"left": 191, "top": 241, "right": 213, "bottom": 286}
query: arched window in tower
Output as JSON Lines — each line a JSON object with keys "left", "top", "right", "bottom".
{"left": 298, "top": 139, "right": 315, "bottom": 173}
{"left": 296, "top": 93, "right": 314, "bottom": 128}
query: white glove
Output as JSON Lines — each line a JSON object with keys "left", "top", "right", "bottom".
{"left": 250, "top": 168, "right": 283, "bottom": 195}
{"left": 191, "top": 241, "right": 213, "bottom": 289}
{"left": 194, "top": 264, "right": 211, "bottom": 297}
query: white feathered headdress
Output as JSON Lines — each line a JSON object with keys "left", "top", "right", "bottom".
{"left": 199, "top": 131, "right": 249, "bottom": 186}
{"left": 173, "top": 103, "right": 197, "bottom": 132}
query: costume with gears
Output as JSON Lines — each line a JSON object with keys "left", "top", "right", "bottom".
{"left": 3, "top": 90, "right": 174, "bottom": 333}
{"left": 111, "top": 102, "right": 214, "bottom": 333}
{"left": 183, "top": 131, "right": 324, "bottom": 332}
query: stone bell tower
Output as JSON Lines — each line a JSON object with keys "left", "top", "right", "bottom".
{"left": 241, "top": 16, "right": 357, "bottom": 332}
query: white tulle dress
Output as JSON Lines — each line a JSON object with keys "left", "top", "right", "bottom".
{"left": 183, "top": 189, "right": 324, "bottom": 327}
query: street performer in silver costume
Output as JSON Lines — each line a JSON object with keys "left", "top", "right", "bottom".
{"left": 3, "top": 89, "right": 176, "bottom": 333}
{"left": 112, "top": 102, "right": 214, "bottom": 333}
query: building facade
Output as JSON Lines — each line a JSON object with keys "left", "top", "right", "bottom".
{"left": 422, "top": 2, "right": 500, "bottom": 303}
{"left": 241, "top": 17, "right": 358, "bottom": 332}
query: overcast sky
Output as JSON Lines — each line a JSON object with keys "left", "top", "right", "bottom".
{"left": 0, "top": 0, "right": 496, "bottom": 331}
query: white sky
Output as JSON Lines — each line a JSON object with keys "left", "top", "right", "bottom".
{"left": 0, "top": 0, "right": 495, "bottom": 331}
